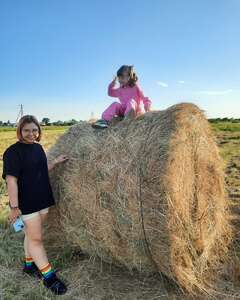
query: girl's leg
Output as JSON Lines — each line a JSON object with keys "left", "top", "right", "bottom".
{"left": 23, "top": 231, "right": 37, "bottom": 272}
{"left": 40, "top": 212, "right": 48, "bottom": 224}
{"left": 23, "top": 211, "right": 67, "bottom": 295}
{"left": 23, "top": 213, "right": 39, "bottom": 272}
{"left": 24, "top": 232, "right": 30, "bottom": 257}
{"left": 23, "top": 214, "right": 49, "bottom": 270}
{"left": 124, "top": 100, "right": 138, "bottom": 118}
{"left": 102, "top": 102, "right": 123, "bottom": 121}
{"left": 23, "top": 208, "right": 48, "bottom": 263}
{"left": 39, "top": 207, "right": 49, "bottom": 224}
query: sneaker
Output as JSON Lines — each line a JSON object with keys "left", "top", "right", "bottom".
{"left": 23, "top": 262, "right": 42, "bottom": 278}
{"left": 92, "top": 119, "right": 109, "bottom": 129}
{"left": 42, "top": 273, "right": 67, "bottom": 295}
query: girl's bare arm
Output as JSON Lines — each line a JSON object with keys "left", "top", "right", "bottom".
{"left": 6, "top": 175, "right": 19, "bottom": 208}
{"left": 47, "top": 159, "right": 57, "bottom": 171}
{"left": 6, "top": 175, "right": 21, "bottom": 223}
{"left": 48, "top": 154, "right": 69, "bottom": 171}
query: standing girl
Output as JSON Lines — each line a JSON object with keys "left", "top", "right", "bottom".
{"left": 93, "top": 65, "right": 152, "bottom": 128}
{"left": 2, "top": 115, "right": 68, "bottom": 295}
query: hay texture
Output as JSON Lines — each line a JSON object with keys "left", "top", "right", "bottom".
{"left": 45, "top": 103, "right": 232, "bottom": 295}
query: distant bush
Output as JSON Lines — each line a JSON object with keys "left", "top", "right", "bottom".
{"left": 209, "top": 118, "right": 240, "bottom": 123}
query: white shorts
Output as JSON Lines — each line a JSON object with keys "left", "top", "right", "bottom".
{"left": 21, "top": 207, "right": 49, "bottom": 221}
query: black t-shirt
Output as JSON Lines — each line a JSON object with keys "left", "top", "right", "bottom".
{"left": 2, "top": 141, "right": 55, "bottom": 214}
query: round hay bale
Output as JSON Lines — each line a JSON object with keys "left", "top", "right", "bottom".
{"left": 44, "top": 103, "right": 232, "bottom": 295}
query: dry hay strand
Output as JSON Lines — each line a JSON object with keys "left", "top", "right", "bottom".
{"left": 44, "top": 102, "right": 232, "bottom": 296}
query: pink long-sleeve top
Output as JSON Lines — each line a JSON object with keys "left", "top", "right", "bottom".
{"left": 108, "top": 81, "right": 152, "bottom": 111}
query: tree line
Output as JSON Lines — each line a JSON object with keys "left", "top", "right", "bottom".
{"left": 0, "top": 118, "right": 80, "bottom": 127}
{"left": 0, "top": 117, "right": 239, "bottom": 127}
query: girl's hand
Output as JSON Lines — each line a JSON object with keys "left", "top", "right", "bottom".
{"left": 55, "top": 154, "right": 69, "bottom": 165}
{"left": 8, "top": 208, "right": 21, "bottom": 224}
{"left": 112, "top": 76, "right": 117, "bottom": 84}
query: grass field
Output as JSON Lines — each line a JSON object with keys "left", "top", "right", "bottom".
{"left": 0, "top": 123, "right": 240, "bottom": 299}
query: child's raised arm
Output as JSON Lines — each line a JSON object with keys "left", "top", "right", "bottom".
{"left": 108, "top": 77, "right": 120, "bottom": 98}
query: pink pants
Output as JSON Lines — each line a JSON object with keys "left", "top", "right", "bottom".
{"left": 102, "top": 100, "right": 143, "bottom": 122}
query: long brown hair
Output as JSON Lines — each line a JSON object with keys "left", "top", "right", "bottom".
{"left": 117, "top": 65, "right": 138, "bottom": 87}
{"left": 17, "top": 115, "right": 42, "bottom": 142}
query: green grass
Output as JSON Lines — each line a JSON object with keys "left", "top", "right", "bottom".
{"left": 211, "top": 121, "right": 240, "bottom": 132}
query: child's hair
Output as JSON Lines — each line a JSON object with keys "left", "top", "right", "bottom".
{"left": 17, "top": 115, "right": 42, "bottom": 142}
{"left": 117, "top": 65, "right": 138, "bottom": 87}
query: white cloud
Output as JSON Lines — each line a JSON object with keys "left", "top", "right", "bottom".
{"left": 157, "top": 81, "right": 168, "bottom": 88}
{"left": 198, "top": 89, "right": 233, "bottom": 96}
{"left": 178, "top": 80, "right": 185, "bottom": 84}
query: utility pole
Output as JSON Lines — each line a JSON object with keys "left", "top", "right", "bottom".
{"left": 16, "top": 104, "right": 24, "bottom": 124}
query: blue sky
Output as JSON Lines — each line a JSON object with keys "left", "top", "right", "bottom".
{"left": 0, "top": 0, "right": 239, "bottom": 122}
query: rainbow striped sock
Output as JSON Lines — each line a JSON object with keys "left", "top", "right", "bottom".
{"left": 24, "top": 256, "right": 34, "bottom": 268}
{"left": 40, "top": 263, "right": 55, "bottom": 279}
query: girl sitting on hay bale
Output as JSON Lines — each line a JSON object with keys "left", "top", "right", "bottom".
{"left": 2, "top": 115, "right": 68, "bottom": 295}
{"left": 92, "top": 65, "right": 152, "bottom": 129}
